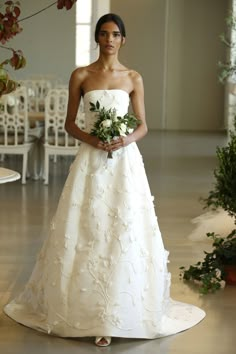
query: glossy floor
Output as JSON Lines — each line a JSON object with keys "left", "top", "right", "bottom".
{"left": 0, "top": 131, "right": 235, "bottom": 354}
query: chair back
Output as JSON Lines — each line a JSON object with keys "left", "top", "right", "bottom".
{"left": 44, "top": 88, "right": 82, "bottom": 148}
{"left": 19, "top": 79, "right": 52, "bottom": 113}
{"left": 0, "top": 86, "right": 29, "bottom": 146}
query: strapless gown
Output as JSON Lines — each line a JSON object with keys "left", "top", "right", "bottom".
{"left": 4, "top": 89, "right": 205, "bottom": 338}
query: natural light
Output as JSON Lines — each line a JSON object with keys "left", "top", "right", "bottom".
{"left": 75, "top": 0, "right": 92, "bottom": 67}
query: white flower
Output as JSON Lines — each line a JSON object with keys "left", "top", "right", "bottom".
{"left": 128, "top": 128, "right": 134, "bottom": 134}
{"left": 101, "top": 119, "right": 112, "bottom": 128}
{"left": 119, "top": 123, "right": 127, "bottom": 136}
{"left": 7, "top": 95, "right": 15, "bottom": 107}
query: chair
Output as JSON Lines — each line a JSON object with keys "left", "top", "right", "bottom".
{"left": 29, "top": 75, "right": 63, "bottom": 89}
{"left": 43, "top": 89, "right": 84, "bottom": 185}
{"left": 19, "top": 79, "right": 52, "bottom": 113}
{"left": 0, "top": 87, "right": 36, "bottom": 184}
{"left": 18, "top": 79, "right": 53, "bottom": 179}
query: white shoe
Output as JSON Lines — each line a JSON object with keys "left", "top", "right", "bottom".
{"left": 95, "top": 336, "right": 111, "bottom": 347}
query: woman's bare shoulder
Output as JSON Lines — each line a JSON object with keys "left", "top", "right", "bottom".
{"left": 69, "top": 66, "right": 96, "bottom": 91}
{"left": 70, "top": 63, "right": 100, "bottom": 84}
{"left": 126, "top": 69, "right": 144, "bottom": 93}
{"left": 128, "top": 69, "right": 143, "bottom": 82}
{"left": 70, "top": 66, "right": 90, "bottom": 81}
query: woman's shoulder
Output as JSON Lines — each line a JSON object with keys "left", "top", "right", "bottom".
{"left": 127, "top": 69, "right": 143, "bottom": 90}
{"left": 126, "top": 68, "right": 143, "bottom": 83}
{"left": 127, "top": 68, "right": 141, "bottom": 76}
{"left": 71, "top": 66, "right": 91, "bottom": 80}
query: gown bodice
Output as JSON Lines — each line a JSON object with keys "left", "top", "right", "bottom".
{"left": 83, "top": 89, "right": 130, "bottom": 133}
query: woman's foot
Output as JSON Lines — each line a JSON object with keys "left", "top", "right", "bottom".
{"left": 95, "top": 336, "right": 111, "bottom": 347}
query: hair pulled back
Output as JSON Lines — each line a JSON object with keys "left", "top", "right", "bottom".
{"left": 95, "top": 13, "right": 126, "bottom": 43}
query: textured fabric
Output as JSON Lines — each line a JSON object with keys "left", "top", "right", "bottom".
{"left": 4, "top": 89, "right": 205, "bottom": 338}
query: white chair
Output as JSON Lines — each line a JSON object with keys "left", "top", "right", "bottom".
{"left": 0, "top": 87, "right": 36, "bottom": 184}
{"left": 19, "top": 79, "right": 52, "bottom": 113}
{"left": 18, "top": 79, "right": 53, "bottom": 179}
{"left": 29, "top": 75, "right": 63, "bottom": 89}
{"left": 43, "top": 89, "right": 84, "bottom": 185}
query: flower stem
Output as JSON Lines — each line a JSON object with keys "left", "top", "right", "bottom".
{"left": 18, "top": 1, "right": 58, "bottom": 23}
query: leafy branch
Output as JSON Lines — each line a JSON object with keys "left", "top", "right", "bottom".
{"left": 218, "top": 12, "right": 236, "bottom": 83}
{"left": 203, "top": 118, "right": 236, "bottom": 219}
{"left": 0, "top": 0, "right": 77, "bottom": 96}
{"left": 180, "top": 118, "right": 236, "bottom": 294}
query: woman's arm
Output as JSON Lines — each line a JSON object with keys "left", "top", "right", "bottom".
{"left": 128, "top": 71, "right": 148, "bottom": 143}
{"left": 106, "top": 71, "right": 148, "bottom": 153}
{"left": 64, "top": 69, "right": 104, "bottom": 150}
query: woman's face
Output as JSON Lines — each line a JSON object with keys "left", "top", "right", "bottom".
{"left": 97, "top": 21, "right": 125, "bottom": 55}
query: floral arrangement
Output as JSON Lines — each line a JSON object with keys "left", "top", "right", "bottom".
{"left": 90, "top": 100, "right": 141, "bottom": 158}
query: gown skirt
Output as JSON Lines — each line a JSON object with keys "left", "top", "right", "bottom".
{"left": 4, "top": 89, "right": 205, "bottom": 338}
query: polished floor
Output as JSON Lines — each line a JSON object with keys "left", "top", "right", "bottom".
{"left": 0, "top": 130, "right": 235, "bottom": 354}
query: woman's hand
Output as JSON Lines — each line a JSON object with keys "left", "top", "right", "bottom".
{"left": 86, "top": 135, "right": 107, "bottom": 151}
{"left": 105, "top": 135, "right": 132, "bottom": 153}
{"left": 86, "top": 134, "right": 133, "bottom": 153}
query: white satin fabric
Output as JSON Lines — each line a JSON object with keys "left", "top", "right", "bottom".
{"left": 4, "top": 90, "right": 205, "bottom": 338}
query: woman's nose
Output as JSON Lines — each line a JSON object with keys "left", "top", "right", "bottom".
{"left": 106, "top": 34, "right": 113, "bottom": 42}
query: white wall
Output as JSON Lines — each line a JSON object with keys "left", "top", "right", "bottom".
{"left": 2, "top": 0, "right": 230, "bottom": 130}
{"left": 7, "top": 1, "right": 76, "bottom": 84}
{"left": 111, "top": 0, "right": 229, "bottom": 130}
{"left": 110, "top": 0, "right": 165, "bottom": 130}
{"left": 166, "top": 0, "right": 229, "bottom": 130}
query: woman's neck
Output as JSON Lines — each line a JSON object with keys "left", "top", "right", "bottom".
{"left": 95, "top": 55, "right": 122, "bottom": 72}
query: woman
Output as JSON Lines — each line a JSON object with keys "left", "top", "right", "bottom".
{"left": 65, "top": 14, "right": 147, "bottom": 154}
{"left": 4, "top": 14, "right": 205, "bottom": 347}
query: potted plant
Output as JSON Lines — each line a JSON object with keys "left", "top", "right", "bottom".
{"left": 180, "top": 230, "right": 236, "bottom": 294}
{"left": 180, "top": 118, "right": 236, "bottom": 294}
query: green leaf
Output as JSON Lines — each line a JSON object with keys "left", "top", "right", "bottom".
{"left": 89, "top": 102, "right": 96, "bottom": 111}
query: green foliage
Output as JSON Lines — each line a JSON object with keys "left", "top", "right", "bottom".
{"left": 180, "top": 12, "right": 236, "bottom": 295}
{"left": 180, "top": 230, "right": 236, "bottom": 294}
{"left": 203, "top": 119, "right": 236, "bottom": 218}
{"left": 180, "top": 118, "right": 236, "bottom": 294}
{"left": 89, "top": 100, "right": 141, "bottom": 143}
{"left": 218, "top": 61, "right": 236, "bottom": 84}
{"left": 218, "top": 12, "right": 236, "bottom": 83}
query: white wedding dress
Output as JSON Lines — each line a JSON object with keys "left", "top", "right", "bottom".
{"left": 4, "top": 89, "right": 205, "bottom": 338}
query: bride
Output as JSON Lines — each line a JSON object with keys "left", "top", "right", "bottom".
{"left": 4, "top": 13, "right": 205, "bottom": 347}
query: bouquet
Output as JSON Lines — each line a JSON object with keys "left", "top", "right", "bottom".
{"left": 90, "top": 100, "right": 141, "bottom": 158}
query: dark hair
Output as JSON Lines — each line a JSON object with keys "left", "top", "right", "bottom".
{"left": 94, "top": 13, "right": 126, "bottom": 43}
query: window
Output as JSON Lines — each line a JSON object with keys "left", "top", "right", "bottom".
{"left": 75, "top": 0, "right": 110, "bottom": 67}
{"left": 75, "top": 0, "right": 92, "bottom": 67}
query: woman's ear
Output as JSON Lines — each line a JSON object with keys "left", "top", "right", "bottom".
{"left": 122, "top": 37, "right": 126, "bottom": 46}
